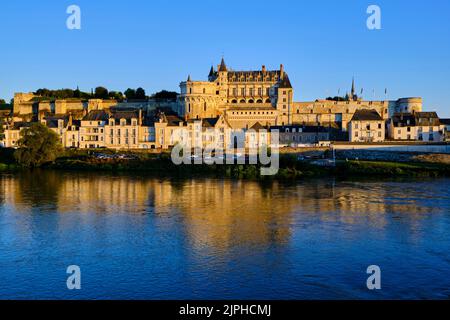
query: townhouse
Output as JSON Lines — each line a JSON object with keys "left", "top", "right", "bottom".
{"left": 348, "top": 109, "right": 385, "bottom": 142}
{"left": 388, "top": 112, "right": 446, "bottom": 142}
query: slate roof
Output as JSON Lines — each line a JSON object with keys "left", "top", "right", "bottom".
{"left": 278, "top": 75, "right": 292, "bottom": 89}
{"left": 270, "top": 125, "right": 332, "bottom": 133}
{"left": 45, "top": 115, "right": 69, "bottom": 128}
{"left": 227, "top": 70, "right": 281, "bottom": 82}
{"left": 250, "top": 122, "right": 266, "bottom": 131}
{"left": 82, "top": 110, "right": 109, "bottom": 121}
{"left": 164, "top": 114, "right": 185, "bottom": 126}
{"left": 351, "top": 109, "right": 383, "bottom": 121}
{"left": 202, "top": 118, "right": 219, "bottom": 127}
{"left": 415, "top": 112, "right": 441, "bottom": 126}
{"left": 391, "top": 113, "right": 416, "bottom": 127}
{"left": 109, "top": 110, "right": 140, "bottom": 125}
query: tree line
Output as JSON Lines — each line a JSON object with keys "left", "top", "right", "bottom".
{"left": 31, "top": 87, "right": 178, "bottom": 102}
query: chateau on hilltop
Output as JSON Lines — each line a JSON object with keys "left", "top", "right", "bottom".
{"left": 1, "top": 59, "right": 448, "bottom": 149}
{"left": 179, "top": 58, "right": 423, "bottom": 130}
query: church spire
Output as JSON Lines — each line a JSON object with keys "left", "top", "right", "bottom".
{"left": 208, "top": 65, "right": 215, "bottom": 77}
{"left": 219, "top": 57, "right": 227, "bottom": 72}
{"left": 351, "top": 77, "right": 355, "bottom": 97}
{"left": 187, "top": 74, "right": 191, "bottom": 82}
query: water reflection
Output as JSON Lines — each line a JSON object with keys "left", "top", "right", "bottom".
{"left": 1, "top": 171, "right": 449, "bottom": 249}
{"left": 1, "top": 171, "right": 450, "bottom": 299}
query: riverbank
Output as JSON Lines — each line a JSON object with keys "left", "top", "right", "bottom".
{"left": 2, "top": 148, "right": 450, "bottom": 179}
{"left": 47, "top": 158, "right": 450, "bottom": 179}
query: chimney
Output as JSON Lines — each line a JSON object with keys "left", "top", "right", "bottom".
{"left": 139, "top": 109, "right": 143, "bottom": 125}
{"left": 280, "top": 64, "right": 284, "bottom": 78}
{"left": 262, "top": 65, "right": 266, "bottom": 73}
{"left": 68, "top": 113, "right": 73, "bottom": 126}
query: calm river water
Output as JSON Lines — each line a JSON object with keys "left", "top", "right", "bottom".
{"left": 0, "top": 171, "right": 449, "bottom": 299}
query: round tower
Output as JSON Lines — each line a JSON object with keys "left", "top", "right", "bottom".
{"left": 396, "top": 97, "right": 422, "bottom": 114}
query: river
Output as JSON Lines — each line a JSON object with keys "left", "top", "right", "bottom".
{"left": 0, "top": 171, "right": 449, "bottom": 299}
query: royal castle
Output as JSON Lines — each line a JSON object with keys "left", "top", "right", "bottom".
{"left": 2, "top": 58, "right": 448, "bottom": 149}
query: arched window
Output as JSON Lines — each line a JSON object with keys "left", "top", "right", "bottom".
{"left": 231, "top": 99, "right": 238, "bottom": 104}
{"left": 240, "top": 99, "right": 246, "bottom": 103}
{"left": 265, "top": 98, "right": 271, "bottom": 103}
{"left": 256, "top": 99, "right": 263, "bottom": 103}
{"left": 248, "top": 99, "right": 254, "bottom": 104}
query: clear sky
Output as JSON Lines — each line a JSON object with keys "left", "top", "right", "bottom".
{"left": 1, "top": 0, "right": 449, "bottom": 116}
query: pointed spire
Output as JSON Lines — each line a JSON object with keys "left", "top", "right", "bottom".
{"left": 208, "top": 66, "right": 215, "bottom": 77}
{"left": 351, "top": 77, "right": 355, "bottom": 96}
{"left": 219, "top": 57, "right": 227, "bottom": 72}
{"left": 187, "top": 74, "right": 191, "bottom": 82}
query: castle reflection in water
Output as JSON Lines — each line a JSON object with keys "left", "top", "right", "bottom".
{"left": 1, "top": 171, "right": 444, "bottom": 250}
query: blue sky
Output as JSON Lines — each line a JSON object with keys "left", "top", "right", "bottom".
{"left": 1, "top": 0, "right": 449, "bottom": 116}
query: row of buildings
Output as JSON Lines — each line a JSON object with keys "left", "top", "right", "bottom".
{"left": 1, "top": 59, "right": 450, "bottom": 150}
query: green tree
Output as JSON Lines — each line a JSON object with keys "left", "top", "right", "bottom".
{"left": 14, "top": 123, "right": 63, "bottom": 167}
{"left": 0, "top": 99, "right": 6, "bottom": 104}
{"left": 152, "top": 90, "right": 178, "bottom": 101}
{"left": 124, "top": 88, "right": 136, "bottom": 100}
{"left": 108, "top": 91, "right": 124, "bottom": 101}
{"left": 136, "top": 87, "right": 146, "bottom": 99}
{"left": 94, "top": 87, "right": 109, "bottom": 99}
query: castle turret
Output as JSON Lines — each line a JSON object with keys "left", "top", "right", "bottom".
{"left": 276, "top": 67, "right": 294, "bottom": 125}
{"left": 217, "top": 58, "right": 228, "bottom": 100}
{"left": 208, "top": 66, "right": 216, "bottom": 82}
{"left": 218, "top": 57, "right": 227, "bottom": 72}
